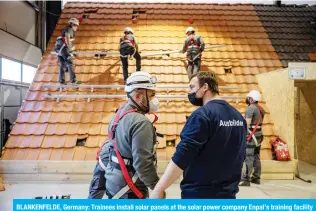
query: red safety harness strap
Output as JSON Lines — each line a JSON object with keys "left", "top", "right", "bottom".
{"left": 185, "top": 35, "right": 200, "bottom": 52}
{"left": 120, "top": 34, "right": 135, "bottom": 46}
{"left": 110, "top": 103, "right": 144, "bottom": 199}
{"left": 247, "top": 104, "right": 263, "bottom": 142}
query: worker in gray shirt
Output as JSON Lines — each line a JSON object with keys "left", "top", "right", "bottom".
{"left": 55, "top": 17, "right": 85, "bottom": 85}
{"left": 97, "top": 71, "right": 163, "bottom": 199}
{"left": 181, "top": 27, "right": 205, "bottom": 80}
{"left": 240, "top": 90, "right": 265, "bottom": 186}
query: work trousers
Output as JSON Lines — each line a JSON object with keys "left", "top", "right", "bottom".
{"left": 57, "top": 47, "right": 76, "bottom": 83}
{"left": 120, "top": 48, "right": 141, "bottom": 82}
{"left": 187, "top": 52, "right": 201, "bottom": 80}
{"left": 241, "top": 138, "right": 262, "bottom": 181}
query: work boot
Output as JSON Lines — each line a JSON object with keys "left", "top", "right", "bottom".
{"left": 59, "top": 80, "right": 67, "bottom": 85}
{"left": 239, "top": 181, "right": 250, "bottom": 187}
{"left": 250, "top": 178, "right": 260, "bottom": 185}
{"left": 71, "top": 80, "right": 81, "bottom": 85}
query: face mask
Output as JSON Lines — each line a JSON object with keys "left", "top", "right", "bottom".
{"left": 188, "top": 86, "right": 205, "bottom": 106}
{"left": 149, "top": 97, "right": 159, "bottom": 113}
{"left": 188, "top": 92, "right": 203, "bottom": 106}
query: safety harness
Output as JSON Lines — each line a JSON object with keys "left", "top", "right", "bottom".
{"left": 56, "top": 27, "right": 73, "bottom": 56}
{"left": 185, "top": 35, "right": 202, "bottom": 62}
{"left": 247, "top": 104, "right": 264, "bottom": 147}
{"left": 120, "top": 34, "right": 136, "bottom": 59}
{"left": 98, "top": 102, "right": 158, "bottom": 199}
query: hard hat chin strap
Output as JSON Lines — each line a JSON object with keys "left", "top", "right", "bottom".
{"left": 127, "top": 92, "right": 148, "bottom": 114}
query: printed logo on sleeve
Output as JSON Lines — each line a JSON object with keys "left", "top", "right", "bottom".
{"left": 219, "top": 119, "right": 244, "bottom": 127}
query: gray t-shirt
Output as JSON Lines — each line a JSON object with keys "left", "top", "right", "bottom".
{"left": 245, "top": 104, "right": 265, "bottom": 137}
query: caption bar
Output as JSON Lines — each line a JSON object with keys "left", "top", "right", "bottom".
{"left": 13, "top": 199, "right": 315, "bottom": 211}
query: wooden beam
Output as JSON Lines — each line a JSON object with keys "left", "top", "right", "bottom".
{"left": 261, "top": 173, "right": 294, "bottom": 180}
{"left": 0, "top": 160, "right": 296, "bottom": 182}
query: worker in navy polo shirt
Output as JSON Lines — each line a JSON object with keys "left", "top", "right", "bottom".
{"left": 150, "top": 71, "right": 247, "bottom": 199}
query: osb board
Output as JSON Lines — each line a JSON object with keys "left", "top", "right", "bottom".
{"left": 260, "top": 149, "right": 272, "bottom": 160}
{"left": 289, "top": 63, "right": 316, "bottom": 80}
{"left": 295, "top": 88, "right": 316, "bottom": 166}
{"left": 261, "top": 160, "right": 296, "bottom": 173}
{"left": 261, "top": 173, "right": 294, "bottom": 180}
{"left": 0, "top": 159, "right": 295, "bottom": 182}
{"left": 301, "top": 84, "right": 316, "bottom": 121}
{"left": 256, "top": 69, "right": 295, "bottom": 157}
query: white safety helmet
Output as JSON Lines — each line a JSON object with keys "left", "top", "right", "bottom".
{"left": 124, "top": 27, "right": 134, "bottom": 34}
{"left": 185, "top": 26, "right": 195, "bottom": 34}
{"left": 247, "top": 90, "right": 261, "bottom": 102}
{"left": 68, "top": 18, "right": 79, "bottom": 26}
{"left": 125, "top": 71, "right": 157, "bottom": 93}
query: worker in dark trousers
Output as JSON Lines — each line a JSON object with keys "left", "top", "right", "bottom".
{"left": 96, "top": 71, "right": 164, "bottom": 199}
{"left": 119, "top": 27, "right": 141, "bottom": 83}
{"left": 55, "top": 17, "right": 85, "bottom": 85}
{"left": 88, "top": 141, "right": 110, "bottom": 199}
{"left": 240, "top": 90, "right": 265, "bottom": 186}
{"left": 150, "top": 72, "right": 247, "bottom": 199}
{"left": 181, "top": 27, "right": 205, "bottom": 80}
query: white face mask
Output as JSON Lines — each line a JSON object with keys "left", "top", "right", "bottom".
{"left": 149, "top": 97, "right": 159, "bottom": 113}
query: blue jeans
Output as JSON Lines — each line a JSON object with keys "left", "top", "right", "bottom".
{"left": 88, "top": 163, "right": 106, "bottom": 199}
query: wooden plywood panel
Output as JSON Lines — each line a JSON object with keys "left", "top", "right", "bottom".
{"left": 256, "top": 69, "right": 295, "bottom": 157}
{"left": 261, "top": 173, "right": 294, "bottom": 180}
{"left": 295, "top": 88, "right": 316, "bottom": 166}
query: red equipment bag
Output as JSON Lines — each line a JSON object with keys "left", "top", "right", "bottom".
{"left": 270, "top": 137, "right": 291, "bottom": 161}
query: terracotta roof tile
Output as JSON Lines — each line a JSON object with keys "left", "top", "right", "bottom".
{"left": 25, "top": 149, "right": 41, "bottom": 160}
{"left": 38, "top": 149, "right": 53, "bottom": 160}
{"left": 42, "top": 136, "right": 65, "bottom": 148}
{"left": 67, "top": 123, "right": 79, "bottom": 135}
{"left": 85, "top": 148, "right": 98, "bottom": 160}
{"left": 61, "top": 148, "right": 75, "bottom": 160}
{"left": 1, "top": 148, "right": 19, "bottom": 160}
{"left": 50, "top": 149, "right": 64, "bottom": 160}
{"left": 3, "top": 2, "right": 286, "bottom": 161}
{"left": 73, "top": 147, "right": 86, "bottom": 160}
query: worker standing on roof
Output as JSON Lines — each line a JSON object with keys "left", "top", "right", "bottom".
{"left": 119, "top": 27, "right": 142, "bottom": 83}
{"left": 181, "top": 27, "right": 205, "bottom": 80}
{"left": 55, "top": 17, "right": 86, "bottom": 85}
{"left": 96, "top": 71, "right": 164, "bottom": 199}
{"left": 150, "top": 72, "right": 246, "bottom": 199}
{"left": 239, "top": 90, "right": 265, "bottom": 187}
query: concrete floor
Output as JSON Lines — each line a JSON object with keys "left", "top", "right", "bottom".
{"left": 1, "top": 161, "right": 316, "bottom": 210}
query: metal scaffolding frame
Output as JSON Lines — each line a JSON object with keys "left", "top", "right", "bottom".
{"left": 42, "top": 84, "right": 239, "bottom": 92}
{"left": 43, "top": 93, "right": 244, "bottom": 103}
{"left": 50, "top": 44, "right": 226, "bottom": 58}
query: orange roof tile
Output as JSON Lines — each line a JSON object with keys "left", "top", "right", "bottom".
{"left": 1, "top": 2, "right": 284, "bottom": 161}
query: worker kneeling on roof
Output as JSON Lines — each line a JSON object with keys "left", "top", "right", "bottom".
{"left": 181, "top": 27, "right": 205, "bottom": 80}
{"left": 150, "top": 72, "right": 246, "bottom": 199}
{"left": 119, "top": 27, "right": 142, "bottom": 83}
{"left": 54, "top": 17, "right": 85, "bottom": 85}
{"left": 239, "top": 90, "right": 265, "bottom": 187}
{"left": 98, "top": 71, "right": 163, "bottom": 199}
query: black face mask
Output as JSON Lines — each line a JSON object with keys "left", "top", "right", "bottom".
{"left": 188, "top": 92, "right": 203, "bottom": 106}
{"left": 188, "top": 86, "right": 205, "bottom": 106}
